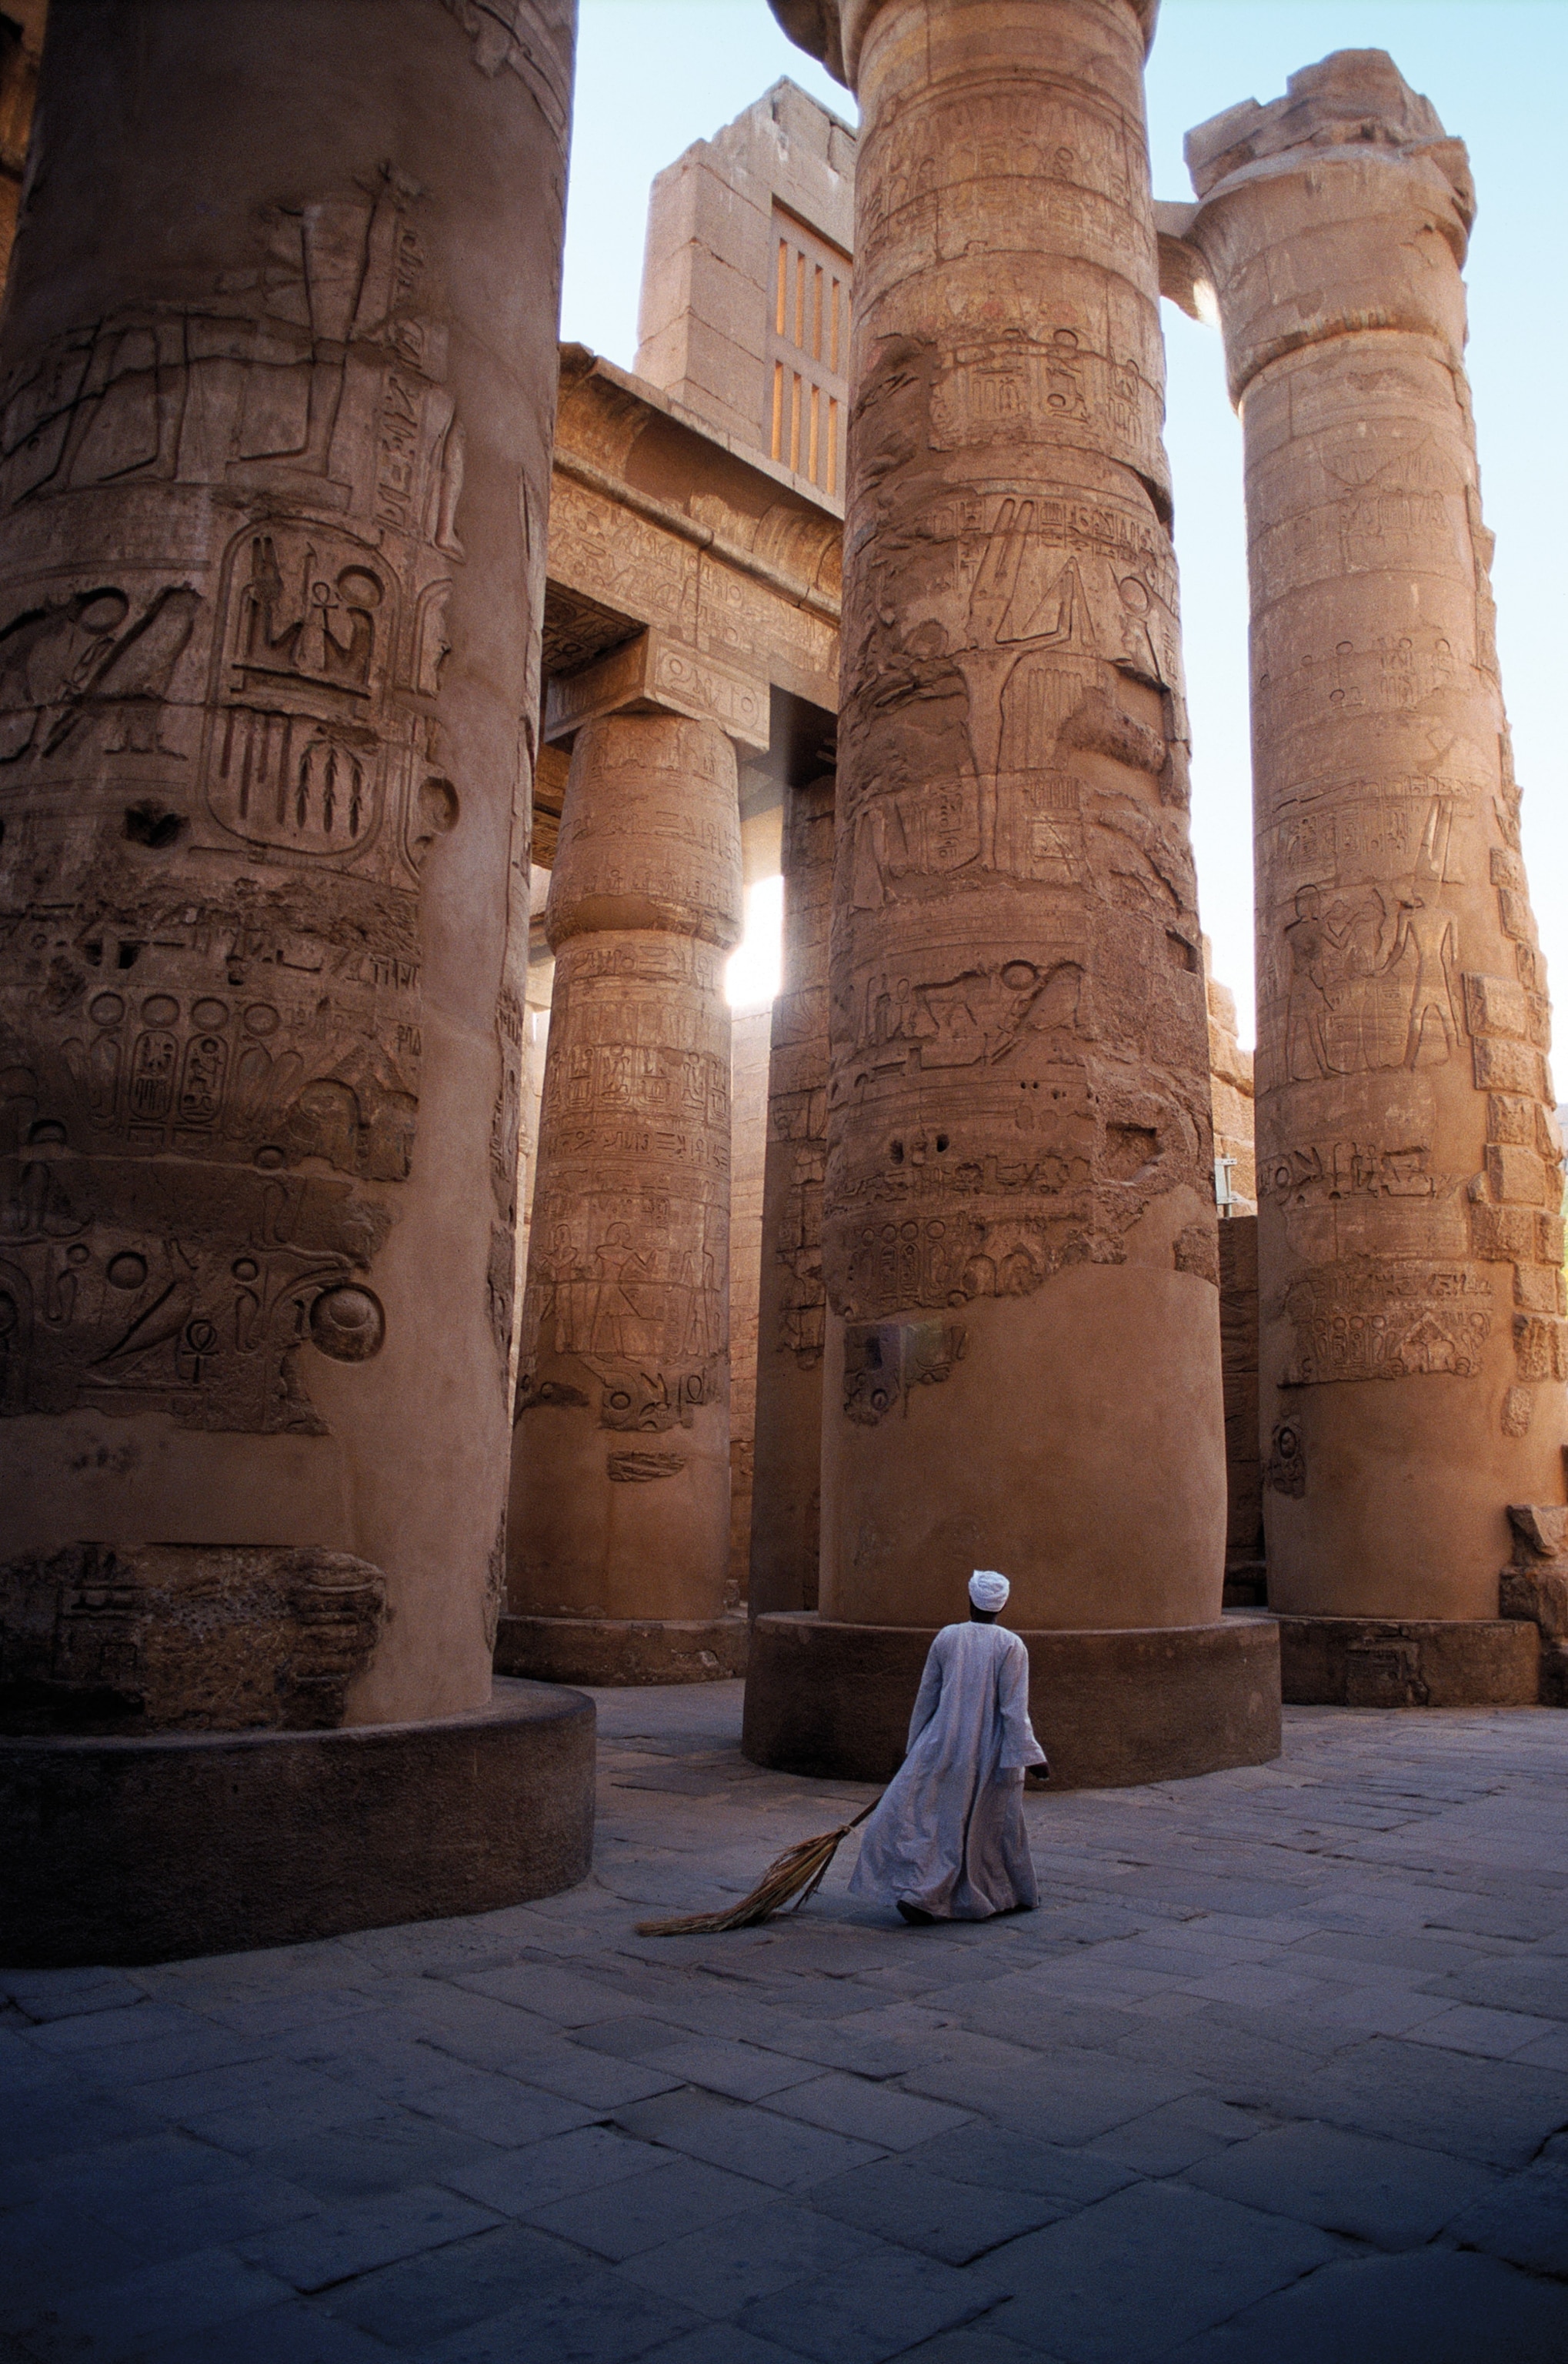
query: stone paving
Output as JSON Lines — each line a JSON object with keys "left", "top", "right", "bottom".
{"left": 5, "top": 1688, "right": 1568, "bottom": 2362}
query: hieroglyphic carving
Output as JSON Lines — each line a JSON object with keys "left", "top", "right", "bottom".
{"left": 0, "top": 169, "right": 467, "bottom": 1430}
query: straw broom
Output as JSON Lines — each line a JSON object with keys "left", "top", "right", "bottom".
{"left": 636, "top": 1791, "right": 885, "bottom": 1936}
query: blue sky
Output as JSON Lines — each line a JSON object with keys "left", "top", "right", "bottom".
{"left": 559, "top": 2, "right": 1567, "bottom": 1046}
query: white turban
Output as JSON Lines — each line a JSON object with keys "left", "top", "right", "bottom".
{"left": 969, "top": 1569, "right": 1010, "bottom": 1611}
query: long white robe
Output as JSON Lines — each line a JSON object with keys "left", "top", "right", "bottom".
{"left": 848, "top": 1621, "right": 1046, "bottom": 1922}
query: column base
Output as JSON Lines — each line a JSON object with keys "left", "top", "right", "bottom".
{"left": 0, "top": 1678, "right": 594, "bottom": 1970}
{"left": 495, "top": 1613, "right": 749, "bottom": 1686}
{"left": 1277, "top": 1615, "right": 1543, "bottom": 1707}
{"left": 742, "top": 1612, "right": 1281, "bottom": 1788}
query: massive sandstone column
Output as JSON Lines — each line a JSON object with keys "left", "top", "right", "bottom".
{"left": 750, "top": 0, "right": 1279, "bottom": 1784}
{"left": 749, "top": 769, "right": 834, "bottom": 1618}
{"left": 0, "top": 0, "right": 596, "bottom": 1965}
{"left": 1181, "top": 52, "right": 1566, "bottom": 1705}
{"left": 502, "top": 707, "right": 746, "bottom": 1682}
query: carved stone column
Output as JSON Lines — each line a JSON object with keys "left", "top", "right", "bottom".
{"left": 749, "top": 0, "right": 1280, "bottom": 1785}
{"left": 0, "top": 1, "right": 596, "bottom": 1964}
{"left": 501, "top": 703, "right": 746, "bottom": 1683}
{"left": 1182, "top": 52, "right": 1562, "bottom": 1705}
{"left": 749, "top": 769, "right": 834, "bottom": 1618}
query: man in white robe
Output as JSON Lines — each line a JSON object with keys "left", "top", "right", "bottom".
{"left": 848, "top": 1570, "right": 1047, "bottom": 1925}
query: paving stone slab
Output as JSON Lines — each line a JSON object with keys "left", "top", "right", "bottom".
{"left": 762, "top": 2070, "right": 973, "bottom": 2149}
{"left": 901, "top": 2125, "right": 1137, "bottom": 2207}
{"left": 220, "top": 2110, "right": 505, "bottom": 2199}
{"left": 418, "top": 2266, "right": 700, "bottom": 2364}
{"left": 5, "top": 2246, "right": 292, "bottom": 2362}
{"left": 2, "top": 2085, "right": 166, "bottom": 2169}
{"left": 1183, "top": 2120, "right": 1502, "bottom": 2248}
{"left": 1083, "top": 2095, "right": 1264, "bottom": 2176}
{"left": 736, "top": 2246, "right": 1009, "bottom": 2364}
{"left": 902, "top": 2043, "right": 1197, "bottom": 2147}
{"left": 1160, "top": 2246, "right": 1568, "bottom": 2363}
{"left": 622, "top": 2197, "right": 886, "bottom": 2316}
{"left": 319, "top": 2222, "right": 582, "bottom": 2349}
{"left": 613, "top": 2087, "right": 884, "bottom": 2188}
{"left": 85, "top": 2166, "right": 322, "bottom": 2259}
{"left": 638, "top": 2329, "right": 808, "bottom": 2364}
{"left": 239, "top": 2183, "right": 504, "bottom": 2294}
{"left": 1443, "top": 2160, "right": 1568, "bottom": 2277}
{"left": 143, "top": 2298, "right": 400, "bottom": 2362}
{"left": 1296, "top": 2034, "right": 1568, "bottom": 2169}
{"left": 402, "top": 2067, "right": 602, "bottom": 2146}
{"left": 2, "top": 1972, "right": 150, "bottom": 2024}
{"left": 808, "top": 2159, "right": 1070, "bottom": 2263}
{"left": 435, "top": 2123, "right": 671, "bottom": 2218}
{"left": 983, "top": 2180, "right": 1343, "bottom": 2362}
{"left": 521, "top": 2155, "right": 766, "bottom": 2259}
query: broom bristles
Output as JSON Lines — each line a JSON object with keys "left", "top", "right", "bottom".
{"left": 636, "top": 1795, "right": 881, "bottom": 1936}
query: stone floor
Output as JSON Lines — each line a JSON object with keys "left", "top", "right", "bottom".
{"left": 5, "top": 1690, "right": 1568, "bottom": 2364}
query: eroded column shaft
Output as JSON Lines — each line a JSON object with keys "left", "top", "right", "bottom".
{"left": 749, "top": 770, "right": 833, "bottom": 1617}
{"left": 1187, "top": 52, "right": 1566, "bottom": 1618}
{"left": 821, "top": 0, "right": 1226, "bottom": 1625}
{"left": 508, "top": 710, "right": 742, "bottom": 1629}
{"left": 0, "top": 0, "right": 574, "bottom": 1720}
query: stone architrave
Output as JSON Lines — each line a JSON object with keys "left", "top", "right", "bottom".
{"left": 749, "top": 0, "right": 1279, "bottom": 1783}
{"left": 749, "top": 769, "right": 834, "bottom": 1617}
{"left": 503, "top": 700, "right": 746, "bottom": 1683}
{"left": 0, "top": 0, "right": 575, "bottom": 1730}
{"left": 1179, "top": 52, "right": 1567, "bottom": 1689}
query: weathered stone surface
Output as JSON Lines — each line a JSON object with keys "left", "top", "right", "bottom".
{"left": 0, "top": 0, "right": 575, "bottom": 1723}
{"left": 0, "top": 1541, "right": 385, "bottom": 1733}
{"left": 495, "top": 1611, "right": 747, "bottom": 1685}
{"left": 744, "top": 1611, "right": 1281, "bottom": 1787}
{"left": 0, "top": 1675, "right": 595, "bottom": 1966}
{"left": 1183, "top": 53, "right": 1568, "bottom": 1649}
{"left": 507, "top": 710, "right": 743, "bottom": 1658}
{"left": 783, "top": 0, "right": 1229, "bottom": 1634}
{"left": 1498, "top": 1503, "right": 1568, "bottom": 1702}
{"left": 1277, "top": 1615, "right": 1540, "bottom": 1708}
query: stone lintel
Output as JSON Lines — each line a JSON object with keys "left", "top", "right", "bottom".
{"left": 545, "top": 627, "right": 771, "bottom": 752}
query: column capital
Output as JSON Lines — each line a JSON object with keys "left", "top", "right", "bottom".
{"left": 769, "top": 0, "right": 1159, "bottom": 95}
{"left": 1184, "top": 50, "right": 1474, "bottom": 401}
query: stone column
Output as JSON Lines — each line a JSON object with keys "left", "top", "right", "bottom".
{"left": 0, "top": 1, "right": 596, "bottom": 1963}
{"left": 1183, "top": 52, "right": 1563, "bottom": 1705}
{"left": 749, "top": 0, "right": 1279, "bottom": 1785}
{"left": 749, "top": 769, "right": 834, "bottom": 1617}
{"left": 502, "top": 705, "right": 746, "bottom": 1683}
